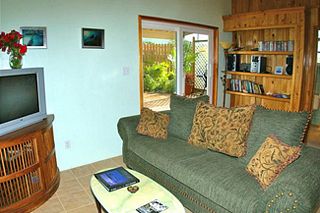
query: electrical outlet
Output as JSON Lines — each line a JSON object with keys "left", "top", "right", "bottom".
{"left": 65, "top": 140, "right": 71, "bottom": 149}
{"left": 123, "top": 66, "right": 130, "bottom": 76}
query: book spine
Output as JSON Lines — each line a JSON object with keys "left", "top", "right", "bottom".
{"left": 259, "top": 84, "right": 265, "bottom": 94}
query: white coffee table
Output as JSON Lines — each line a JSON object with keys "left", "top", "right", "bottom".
{"left": 90, "top": 167, "right": 185, "bottom": 213}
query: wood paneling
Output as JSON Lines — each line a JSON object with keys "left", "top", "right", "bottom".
{"left": 232, "top": 0, "right": 319, "bottom": 14}
{"left": 231, "top": 0, "right": 320, "bottom": 111}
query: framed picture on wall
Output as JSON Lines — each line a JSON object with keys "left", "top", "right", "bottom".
{"left": 82, "top": 28, "right": 104, "bottom": 49}
{"left": 20, "top": 27, "right": 47, "bottom": 48}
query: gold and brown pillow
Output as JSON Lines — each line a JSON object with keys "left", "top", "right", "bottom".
{"left": 136, "top": 108, "right": 170, "bottom": 139}
{"left": 246, "top": 135, "right": 301, "bottom": 190}
{"left": 188, "top": 102, "right": 255, "bottom": 157}
{"left": 188, "top": 102, "right": 212, "bottom": 148}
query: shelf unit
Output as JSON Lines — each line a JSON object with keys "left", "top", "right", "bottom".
{"left": 226, "top": 91, "right": 290, "bottom": 102}
{"left": 224, "top": 71, "right": 292, "bottom": 79}
{"left": 222, "top": 7, "right": 305, "bottom": 111}
{"left": 228, "top": 51, "right": 294, "bottom": 55}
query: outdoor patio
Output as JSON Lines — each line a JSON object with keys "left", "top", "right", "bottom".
{"left": 143, "top": 92, "right": 171, "bottom": 111}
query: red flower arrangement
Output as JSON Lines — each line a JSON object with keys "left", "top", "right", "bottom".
{"left": 0, "top": 30, "right": 27, "bottom": 69}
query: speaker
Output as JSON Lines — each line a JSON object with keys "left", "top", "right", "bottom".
{"left": 226, "top": 54, "right": 240, "bottom": 71}
{"left": 250, "top": 56, "right": 267, "bottom": 73}
{"left": 286, "top": 56, "right": 293, "bottom": 75}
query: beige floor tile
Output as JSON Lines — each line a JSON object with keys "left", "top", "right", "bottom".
{"left": 85, "top": 189, "right": 96, "bottom": 202}
{"left": 32, "top": 197, "right": 64, "bottom": 213}
{"left": 57, "top": 179, "right": 84, "bottom": 195}
{"left": 67, "top": 203, "right": 97, "bottom": 213}
{"left": 60, "top": 170, "right": 75, "bottom": 182}
{"left": 77, "top": 174, "right": 92, "bottom": 192}
{"left": 71, "top": 164, "right": 96, "bottom": 178}
{"left": 58, "top": 172, "right": 77, "bottom": 193}
{"left": 91, "top": 158, "right": 120, "bottom": 171}
{"left": 58, "top": 189, "right": 93, "bottom": 211}
{"left": 110, "top": 155, "right": 124, "bottom": 165}
{"left": 51, "top": 191, "right": 58, "bottom": 199}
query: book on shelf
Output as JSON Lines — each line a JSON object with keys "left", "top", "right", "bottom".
{"left": 229, "top": 79, "right": 264, "bottom": 95}
{"left": 94, "top": 167, "right": 139, "bottom": 192}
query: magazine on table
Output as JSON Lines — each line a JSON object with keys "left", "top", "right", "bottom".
{"left": 136, "top": 199, "right": 168, "bottom": 213}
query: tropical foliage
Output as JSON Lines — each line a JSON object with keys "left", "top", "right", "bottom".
{"left": 144, "top": 61, "right": 175, "bottom": 93}
{"left": 143, "top": 40, "right": 199, "bottom": 93}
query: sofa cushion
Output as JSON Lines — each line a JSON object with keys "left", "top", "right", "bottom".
{"left": 136, "top": 108, "right": 169, "bottom": 139}
{"left": 240, "top": 106, "right": 310, "bottom": 164}
{"left": 168, "top": 94, "right": 209, "bottom": 141}
{"left": 246, "top": 135, "right": 301, "bottom": 190}
{"left": 126, "top": 135, "right": 262, "bottom": 212}
{"left": 188, "top": 102, "right": 255, "bottom": 157}
{"left": 128, "top": 134, "right": 208, "bottom": 173}
{"left": 170, "top": 152, "right": 262, "bottom": 212}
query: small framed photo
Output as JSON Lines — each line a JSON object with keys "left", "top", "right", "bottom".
{"left": 20, "top": 27, "right": 47, "bottom": 48}
{"left": 275, "top": 66, "right": 283, "bottom": 75}
{"left": 82, "top": 28, "right": 104, "bottom": 49}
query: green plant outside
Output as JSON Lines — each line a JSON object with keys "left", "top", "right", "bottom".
{"left": 143, "top": 40, "right": 199, "bottom": 93}
{"left": 183, "top": 41, "right": 199, "bottom": 74}
{"left": 144, "top": 61, "right": 175, "bottom": 93}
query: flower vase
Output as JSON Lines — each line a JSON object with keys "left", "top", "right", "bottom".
{"left": 9, "top": 53, "right": 23, "bottom": 69}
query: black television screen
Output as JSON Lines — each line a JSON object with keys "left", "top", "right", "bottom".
{"left": 0, "top": 74, "right": 39, "bottom": 124}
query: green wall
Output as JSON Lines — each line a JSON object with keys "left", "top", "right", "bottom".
{"left": 0, "top": 0, "right": 231, "bottom": 170}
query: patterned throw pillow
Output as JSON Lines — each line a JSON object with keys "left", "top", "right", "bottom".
{"left": 168, "top": 94, "right": 209, "bottom": 141}
{"left": 188, "top": 102, "right": 255, "bottom": 157}
{"left": 136, "top": 108, "right": 170, "bottom": 139}
{"left": 246, "top": 135, "right": 301, "bottom": 190}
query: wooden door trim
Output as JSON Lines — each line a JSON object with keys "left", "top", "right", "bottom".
{"left": 139, "top": 15, "right": 218, "bottom": 30}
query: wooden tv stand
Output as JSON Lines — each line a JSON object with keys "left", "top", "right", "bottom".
{"left": 0, "top": 115, "right": 60, "bottom": 213}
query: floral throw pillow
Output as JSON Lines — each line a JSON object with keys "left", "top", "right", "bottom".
{"left": 188, "top": 102, "right": 255, "bottom": 157}
{"left": 246, "top": 135, "right": 301, "bottom": 190}
{"left": 136, "top": 108, "right": 170, "bottom": 140}
{"left": 187, "top": 102, "right": 209, "bottom": 148}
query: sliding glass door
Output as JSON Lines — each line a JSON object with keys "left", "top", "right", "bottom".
{"left": 182, "top": 30, "right": 212, "bottom": 99}
{"left": 140, "top": 18, "right": 216, "bottom": 111}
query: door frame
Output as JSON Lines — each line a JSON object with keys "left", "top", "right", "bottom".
{"left": 138, "top": 15, "right": 219, "bottom": 110}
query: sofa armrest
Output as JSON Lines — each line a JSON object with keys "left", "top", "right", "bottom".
{"left": 259, "top": 146, "right": 320, "bottom": 213}
{"left": 117, "top": 110, "right": 171, "bottom": 143}
{"left": 117, "top": 115, "right": 141, "bottom": 143}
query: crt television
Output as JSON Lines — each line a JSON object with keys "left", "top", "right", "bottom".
{"left": 0, "top": 67, "right": 47, "bottom": 136}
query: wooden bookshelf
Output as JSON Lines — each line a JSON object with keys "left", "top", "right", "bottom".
{"left": 228, "top": 51, "right": 293, "bottom": 55}
{"left": 226, "top": 91, "right": 290, "bottom": 102}
{"left": 224, "top": 71, "right": 292, "bottom": 79}
{"left": 222, "top": 7, "right": 305, "bottom": 111}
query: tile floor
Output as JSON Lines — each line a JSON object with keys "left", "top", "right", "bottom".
{"left": 32, "top": 155, "right": 192, "bottom": 213}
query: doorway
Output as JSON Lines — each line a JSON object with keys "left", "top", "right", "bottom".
{"left": 142, "top": 28, "right": 177, "bottom": 111}
{"left": 139, "top": 16, "right": 218, "bottom": 111}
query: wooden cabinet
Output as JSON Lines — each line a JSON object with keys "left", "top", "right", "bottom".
{"left": 0, "top": 115, "right": 59, "bottom": 213}
{"left": 222, "top": 7, "right": 305, "bottom": 111}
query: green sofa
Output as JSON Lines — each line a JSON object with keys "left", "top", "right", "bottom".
{"left": 117, "top": 96, "right": 320, "bottom": 213}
